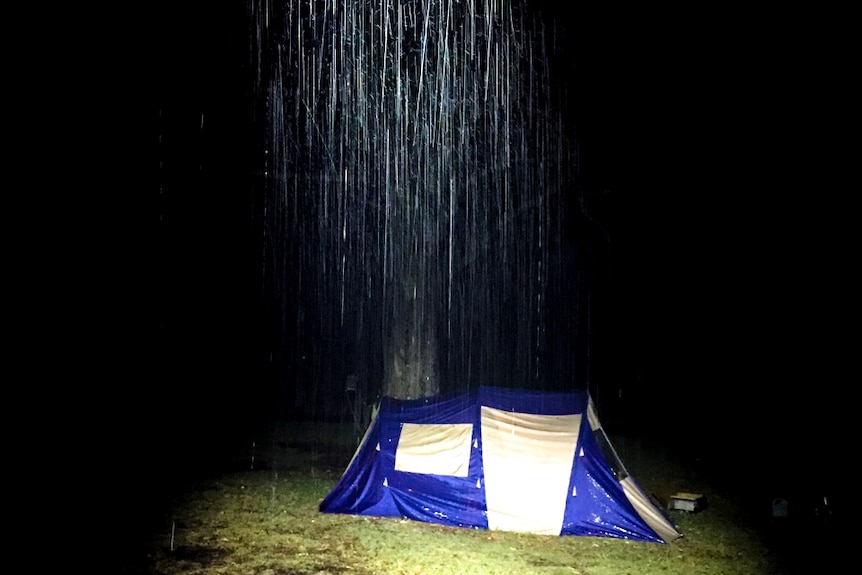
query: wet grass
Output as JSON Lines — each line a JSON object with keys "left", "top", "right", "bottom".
{"left": 116, "top": 423, "right": 841, "bottom": 574}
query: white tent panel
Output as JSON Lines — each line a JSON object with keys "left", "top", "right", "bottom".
{"left": 621, "top": 477, "right": 683, "bottom": 543}
{"left": 394, "top": 423, "right": 474, "bottom": 477}
{"left": 481, "top": 406, "right": 581, "bottom": 534}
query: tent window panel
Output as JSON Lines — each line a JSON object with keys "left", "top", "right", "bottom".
{"left": 394, "top": 423, "right": 474, "bottom": 477}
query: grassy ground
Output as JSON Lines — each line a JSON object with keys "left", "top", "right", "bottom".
{"left": 114, "top": 422, "right": 843, "bottom": 574}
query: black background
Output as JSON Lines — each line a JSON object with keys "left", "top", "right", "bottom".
{"left": 128, "top": 2, "right": 852, "bottom": 494}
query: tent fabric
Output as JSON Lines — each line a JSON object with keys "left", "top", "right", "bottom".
{"left": 319, "top": 386, "right": 681, "bottom": 543}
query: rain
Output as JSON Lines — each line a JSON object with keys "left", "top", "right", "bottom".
{"left": 245, "top": 0, "right": 608, "bottom": 423}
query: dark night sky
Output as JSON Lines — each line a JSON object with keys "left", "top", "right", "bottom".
{"left": 135, "top": 2, "right": 853, "bottom": 485}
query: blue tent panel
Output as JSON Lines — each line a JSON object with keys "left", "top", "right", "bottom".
{"left": 561, "top": 416, "right": 665, "bottom": 542}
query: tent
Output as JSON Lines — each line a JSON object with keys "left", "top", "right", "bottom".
{"left": 320, "top": 386, "right": 681, "bottom": 543}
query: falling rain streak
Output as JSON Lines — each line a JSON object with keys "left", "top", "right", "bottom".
{"left": 248, "top": 0, "right": 601, "bottom": 417}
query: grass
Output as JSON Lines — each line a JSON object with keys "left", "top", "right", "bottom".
{"left": 116, "top": 422, "right": 841, "bottom": 574}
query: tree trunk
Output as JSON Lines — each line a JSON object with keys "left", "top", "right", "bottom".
{"left": 383, "top": 276, "right": 439, "bottom": 400}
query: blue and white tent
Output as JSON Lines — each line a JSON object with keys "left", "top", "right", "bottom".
{"left": 320, "top": 386, "right": 681, "bottom": 543}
